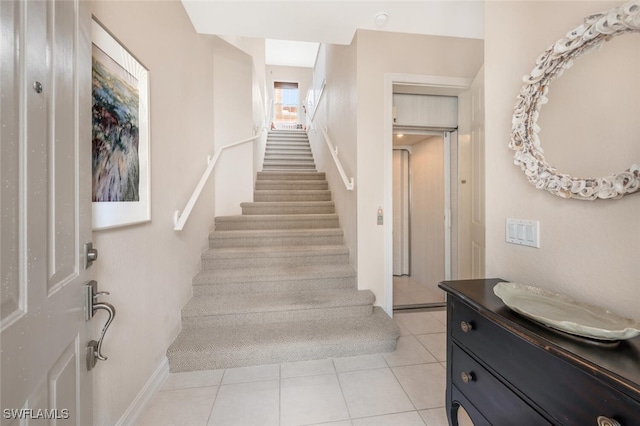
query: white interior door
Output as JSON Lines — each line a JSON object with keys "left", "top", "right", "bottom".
{"left": 1, "top": 0, "right": 93, "bottom": 424}
{"left": 470, "top": 66, "right": 486, "bottom": 278}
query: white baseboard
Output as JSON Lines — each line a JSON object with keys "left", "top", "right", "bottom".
{"left": 116, "top": 356, "right": 169, "bottom": 426}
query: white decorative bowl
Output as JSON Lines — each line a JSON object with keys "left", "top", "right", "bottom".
{"left": 493, "top": 282, "right": 640, "bottom": 341}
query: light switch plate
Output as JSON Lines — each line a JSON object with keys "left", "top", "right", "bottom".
{"left": 506, "top": 218, "right": 540, "bottom": 248}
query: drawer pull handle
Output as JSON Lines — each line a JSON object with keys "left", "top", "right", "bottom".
{"left": 460, "top": 371, "right": 475, "bottom": 384}
{"left": 460, "top": 321, "right": 473, "bottom": 333}
{"left": 597, "top": 416, "right": 621, "bottom": 426}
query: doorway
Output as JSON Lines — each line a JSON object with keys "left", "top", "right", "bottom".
{"left": 383, "top": 73, "right": 475, "bottom": 315}
{"left": 392, "top": 131, "right": 457, "bottom": 309}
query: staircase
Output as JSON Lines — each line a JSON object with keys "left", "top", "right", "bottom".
{"left": 167, "top": 129, "right": 399, "bottom": 372}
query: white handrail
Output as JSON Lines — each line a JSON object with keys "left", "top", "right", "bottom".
{"left": 320, "top": 126, "right": 354, "bottom": 191}
{"left": 173, "top": 135, "right": 260, "bottom": 231}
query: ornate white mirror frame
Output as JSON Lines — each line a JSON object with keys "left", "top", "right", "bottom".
{"left": 509, "top": 1, "right": 640, "bottom": 200}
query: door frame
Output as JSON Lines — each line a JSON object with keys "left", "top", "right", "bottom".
{"left": 383, "top": 73, "right": 472, "bottom": 315}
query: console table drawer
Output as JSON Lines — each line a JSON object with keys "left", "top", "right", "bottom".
{"left": 451, "top": 344, "right": 550, "bottom": 425}
{"left": 450, "top": 295, "right": 640, "bottom": 425}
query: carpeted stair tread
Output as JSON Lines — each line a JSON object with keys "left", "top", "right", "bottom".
{"left": 254, "top": 180, "right": 328, "bottom": 190}
{"left": 261, "top": 168, "right": 318, "bottom": 173}
{"left": 167, "top": 307, "right": 400, "bottom": 371}
{"left": 193, "top": 263, "right": 356, "bottom": 285}
{"left": 209, "top": 227, "right": 343, "bottom": 241}
{"left": 191, "top": 264, "right": 357, "bottom": 294}
{"left": 182, "top": 288, "right": 374, "bottom": 318}
{"left": 265, "top": 145, "right": 311, "bottom": 150}
{"left": 202, "top": 244, "right": 349, "bottom": 259}
{"left": 208, "top": 228, "right": 343, "bottom": 248}
{"left": 264, "top": 154, "right": 314, "bottom": 159}
{"left": 201, "top": 245, "right": 349, "bottom": 269}
{"left": 215, "top": 213, "right": 338, "bottom": 224}
{"left": 265, "top": 148, "right": 312, "bottom": 153}
{"left": 240, "top": 201, "right": 335, "bottom": 215}
{"left": 253, "top": 190, "right": 331, "bottom": 202}
{"left": 263, "top": 162, "right": 316, "bottom": 168}
{"left": 254, "top": 179, "right": 326, "bottom": 184}
{"left": 263, "top": 160, "right": 315, "bottom": 165}
{"left": 257, "top": 171, "right": 325, "bottom": 180}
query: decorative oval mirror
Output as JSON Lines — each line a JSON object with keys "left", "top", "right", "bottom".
{"left": 509, "top": 1, "right": 640, "bottom": 200}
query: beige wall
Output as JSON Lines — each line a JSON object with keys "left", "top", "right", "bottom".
{"left": 212, "top": 38, "right": 255, "bottom": 217}
{"left": 355, "top": 30, "right": 483, "bottom": 308}
{"left": 215, "top": 36, "right": 268, "bottom": 171}
{"left": 307, "top": 40, "right": 359, "bottom": 268}
{"left": 485, "top": 1, "right": 640, "bottom": 320}
{"left": 90, "top": 1, "right": 255, "bottom": 424}
{"left": 220, "top": 36, "right": 267, "bottom": 110}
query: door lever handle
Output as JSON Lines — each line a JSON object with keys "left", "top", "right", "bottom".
{"left": 85, "top": 281, "right": 116, "bottom": 370}
{"left": 92, "top": 301, "right": 115, "bottom": 361}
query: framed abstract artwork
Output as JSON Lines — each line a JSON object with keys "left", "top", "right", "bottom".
{"left": 91, "top": 17, "right": 150, "bottom": 229}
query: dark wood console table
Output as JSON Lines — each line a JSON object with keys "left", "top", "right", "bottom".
{"left": 438, "top": 279, "right": 640, "bottom": 426}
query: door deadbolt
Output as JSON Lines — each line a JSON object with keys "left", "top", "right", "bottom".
{"left": 84, "top": 242, "right": 98, "bottom": 269}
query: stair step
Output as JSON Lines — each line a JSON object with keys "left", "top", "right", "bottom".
{"left": 263, "top": 157, "right": 315, "bottom": 164}
{"left": 266, "top": 144, "right": 309, "bottom": 148}
{"left": 263, "top": 164, "right": 316, "bottom": 170}
{"left": 264, "top": 152, "right": 313, "bottom": 158}
{"left": 267, "top": 134, "right": 308, "bottom": 140}
{"left": 265, "top": 145, "right": 310, "bottom": 150}
{"left": 181, "top": 289, "right": 374, "bottom": 327}
{"left": 262, "top": 155, "right": 314, "bottom": 161}
{"left": 240, "top": 201, "right": 335, "bottom": 216}
{"left": 263, "top": 166, "right": 316, "bottom": 172}
{"left": 257, "top": 171, "right": 325, "bottom": 181}
{"left": 265, "top": 146, "right": 311, "bottom": 152}
{"left": 192, "top": 264, "right": 357, "bottom": 295}
{"left": 262, "top": 166, "right": 318, "bottom": 172}
{"left": 209, "top": 228, "right": 343, "bottom": 248}
{"left": 254, "top": 190, "right": 330, "bottom": 202}
{"left": 255, "top": 180, "right": 328, "bottom": 191}
{"left": 266, "top": 139, "right": 311, "bottom": 150}
{"left": 201, "top": 244, "right": 349, "bottom": 269}
{"left": 215, "top": 213, "right": 338, "bottom": 230}
{"left": 167, "top": 307, "right": 400, "bottom": 371}
{"left": 263, "top": 155, "right": 315, "bottom": 163}
{"left": 265, "top": 151, "right": 312, "bottom": 157}
{"left": 266, "top": 140, "right": 309, "bottom": 145}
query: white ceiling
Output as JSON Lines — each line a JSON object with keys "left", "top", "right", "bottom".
{"left": 265, "top": 39, "right": 320, "bottom": 68}
{"left": 181, "top": 1, "right": 484, "bottom": 67}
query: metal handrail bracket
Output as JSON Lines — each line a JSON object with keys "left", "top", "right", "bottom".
{"left": 321, "top": 126, "right": 354, "bottom": 191}
{"left": 173, "top": 135, "right": 260, "bottom": 231}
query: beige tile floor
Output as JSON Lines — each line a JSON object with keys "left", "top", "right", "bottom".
{"left": 393, "top": 276, "right": 446, "bottom": 307}
{"left": 139, "top": 310, "right": 472, "bottom": 426}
